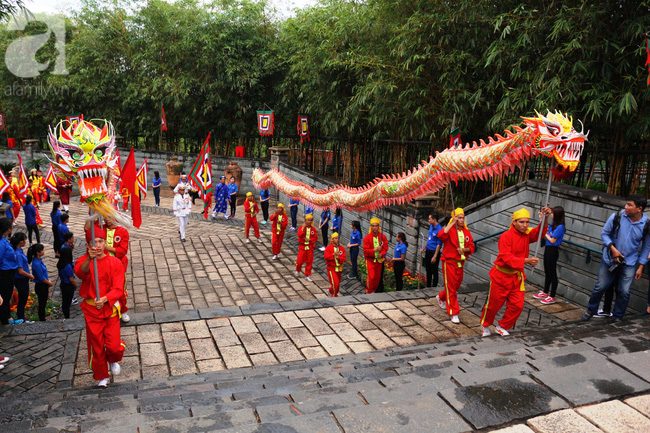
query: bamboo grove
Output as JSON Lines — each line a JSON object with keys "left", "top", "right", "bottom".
{"left": 0, "top": 0, "right": 648, "bottom": 200}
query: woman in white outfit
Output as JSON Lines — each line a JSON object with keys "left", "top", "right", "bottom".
{"left": 173, "top": 185, "right": 192, "bottom": 242}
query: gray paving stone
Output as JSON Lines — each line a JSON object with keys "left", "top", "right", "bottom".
{"left": 124, "top": 312, "right": 155, "bottom": 326}
{"left": 153, "top": 309, "right": 200, "bottom": 323}
{"left": 318, "top": 296, "right": 359, "bottom": 308}
{"left": 61, "top": 319, "right": 86, "bottom": 331}
{"left": 530, "top": 351, "right": 650, "bottom": 406}
{"left": 386, "top": 290, "right": 428, "bottom": 300}
{"left": 334, "top": 395, "right": 470, "bottom": 433}
{"left": 609, "top": 350, "right": 650, "bottom": 383}
{"left": 453, "top": 364, "right": 534, "bottom": 387}
{"left": 353, "top": 293, "right": 395, "bottom": 304}
{"left": 239, "top": 302, "right": 284, "bottom": 315}
{"left": 439, "top": 377, "right": 568, "bottom": 430}
{"left": 582, "top": 335, "right": 650, "bottom": 356}
{"left": 280, "top": 299, "right": 323, "bottom": 311}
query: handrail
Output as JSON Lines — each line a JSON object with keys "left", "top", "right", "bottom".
{"left": 474, "top": 230, "right": 602, "bottom": 264}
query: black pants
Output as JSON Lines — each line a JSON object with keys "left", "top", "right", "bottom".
{"left": 543, "top": 246, "right": 560, "bottom": 297}
{"left": 321, "top": 226, "right": 329, "bottom": 247}
{"left": 376, "top": 263, "right": 385, "bottom": 293}
{"left": 0, "top": 269, "right": 16, "bottom": 324}
{"left": 190, "top": 190, "right": 199, "bottom": 205}
{"left": 35, "top": 282, "right": 49, "bottom": 322}
{"left": 349, "top": 246, "right": 359, "bottom": 277}
{"left": 60, "top": 281, "right": 75, "bottom": 319}
{"left": 394, "top": 261, "right": 405, "bottom": 291}
{"left": 229, "top": 193, "right": 237, "bottom": 217}
{"left": 602, "top": 282, "right": 616, "bottom": 314}
{"left": 424, "top": 249, "right": 439, "bottom": 287}
{"left": 261, "top": 201, "right": 269, "bottom": 221}
{"left": 15, "top": 277, "right": 29, "bottom": 320}
{"left": 52, "top": 225, "right": 61, "bottom": 254}
{"left": 154, "top": 187, "right": 161, "bottom": 206}
{"left": 290, "top": 206, "right": 298, "bottom": 228}
{"left": 27, "top": 223, "right": 40, "bottom": 244}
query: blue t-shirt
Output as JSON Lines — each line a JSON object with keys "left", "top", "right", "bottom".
{"left": 394, "top": 242, "right": 407, "bottom": 260}
{"left": 547, "top": 223, "right": 565, "bottom": 247}
{"left": 0, "top": 237, "right": 18, "bottom": 270}
{"left": 59, "top": 263, "right": 74, "bottom": 284}
{"left": 2, "top": 200, "right": 12, "bottom": 219}
{"left": 51, "top": 209, "right": 62, "bottom": 227}
{"left": 153, "top": 177, "right": 162, "bottom": 188}
{"left": 290, "top": 198, "right": 300, "bottom": 207}
{"left": 14, "top": 248, "right": 29, "bottom": 279}
{"left": 350, "top": 229, "right": 362, "bottom": 247}
{"left": 426, "top": 223, "right": 442, "bottom": 251}
{"left": 320, "top": 210, "right": 330, "bottom": 224}
{"left": 260, "top": 189, "right": 270, "bottom": 201}
{"left": 228, "top": 183, "right": 238, "bottom": 195}
{"left": 601, "top": 212, "right": 650, "bottom": 267}
{"left": 23, "top": 203, "right": 37, "bottom": 226}
{"left": 305, "top": 206, "right": 314, "bottom": 215}
{"left": 332, "top": 215, "right": 342, "bottom": 232}
{"left": 58, "top": 223, "right": 70, "bottom": 243}
{"left": 32, "top": 257, "right": 49, "bottom": 283}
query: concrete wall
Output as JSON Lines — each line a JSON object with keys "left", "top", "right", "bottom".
{"left": 462, "top": 179, "right": 649, "bottom": 313}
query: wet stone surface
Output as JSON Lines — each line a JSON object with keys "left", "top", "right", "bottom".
{"left": 440, "top": 377, "right": 568, "bottom": 430}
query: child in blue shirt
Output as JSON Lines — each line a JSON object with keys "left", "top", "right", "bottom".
{"left": 391, "top": 232, "right": 408, "bottom": 291}
{"left": 347, "top": 221, "right": 362, "bottom": 279}
{"left": 332, "top": 209, "right": 342, "bottom": 235}
{"left": 28, "top": 244, "right": 53, "bottom": 321}
{"left": 228, "top": 177, "right": 238, "bottom": 219}
{"left": 319, "top": 208, "right": 331, "bottom": 251}
{"left": 23, "top": 195, "right": 40, "bottom": 244}
{"left": 57, "top": 247, "right": 77, "bottom": 319}
{"left": 152, "top": 171, "right": 162, "bottom": 207}
{"left": 260, "top": 189, "right": 270, "bottom": 224}
{"left": 534, "top": 206, "right": 566, "bottom": 304}
{"left": 58, "top": 213, "right": 70, "bottom": 243}
{"left": 11, "top": 232, "right": 33, "bottom": 323}
{"left": 51, "top": 201, "right": 62, "bottom": 257}
{"left": 289, "top": 198, "right": 300, "bottom": 230}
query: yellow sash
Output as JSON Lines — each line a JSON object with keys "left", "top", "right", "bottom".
{"left": 85, "top": 298, "right": 121, "bottom": 317}
{"left": 334, "top": 246, "right": 342, "bottom": 272}
{"left": 373, "top": 236, "right": 384, "bottom": 263}
{"left": 276, "top": 215, "right": 283, "bottom": 235}
{"left": 106, "top": 228, "right": 116, "bottom": 257}
{"left": 496, "top": 265, "right": 526, "bottom": 291}
{"left": 304, "top": 228, "right": 311, "bottom": 250}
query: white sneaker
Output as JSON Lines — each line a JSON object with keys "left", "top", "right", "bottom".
{"left": 120, "top": 313, "right": 131, "bottom": 323}
{"left": 319, "top": 246, "right": 326, "bottom": 251}
{"left": 97, "top": 378, "right": 110, "bottom": 387}
{"left": 257, "top": 238, "right": 263, "bottom": 243}
{"left": 272, "top": 255, "right": 278, "bottom": 260}
{"left": 495, "top": 325, "right": 510, "bottom": 337}
{"left": 71, "top": 298, "right": 79, "bottom": 305}
{"left": 306, "top": 276, "right": 313, "bottom": 282}
{"left": 224, "top": 216, "right": 229, "bottom": 220}
{"left": 482, "top": 326, "right": 491, "bottom": 337}
{"left": 245, "top": 238, "right": 250, "bottom": 243}
{"left": 261, "top": 220, "right": 267, "bottom": 225}
{"left": 295, "top": 271, "right": 300, "bottom": 277}
{"left": 110, "top": 362, "right": 121, "bottom": 375}
{"left": 436, "top": 294, "right": 446, "bottom": 310}
{"left": 451, "top": 315, "right": 460, "bottom": 324}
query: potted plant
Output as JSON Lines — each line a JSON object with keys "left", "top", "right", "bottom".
{"left": 166, "top": 156, "right": 183, "bottom": 189}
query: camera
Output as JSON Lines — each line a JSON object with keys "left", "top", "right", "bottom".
{"left": 608, "top": 257, "right": 626, "bottom": 273}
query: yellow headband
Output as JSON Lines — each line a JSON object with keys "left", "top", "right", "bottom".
{"left": 305, "top": 214, "right": 314, "bottom": 220}
{"left": 331, "top": 232, "right": 339, "bottom": 239}
{"left": 510, "top": 208, "right": 532, "bottom": 231}
{"left": 369, "top": 217, "right": 381, "bottom": 234}
{"left": 246, "top": 192, "right": 253, "bottom": 197}
{"left": 278, "top": 203, "right": 284, "bottom": 208}
{"left": 446, "top": 208, "right": 467, "bottom": 229}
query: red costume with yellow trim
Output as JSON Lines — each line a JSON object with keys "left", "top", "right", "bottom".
{"left": 296, "top": 223, "right": 317, "bottom": 276}
{"left": 120, "top": 187, "right": 129, "bottom": 211}
{"left": 437, "top": 211, "right": 475, "bottom": 316}
{"left": 270, "top": 209, "right": 288, "bottom": 255}
{"left": 324, "top": 239, "right": 346, "bottom": 297}
{"left": 244, "top": 198, "right": 260, "bottom": 239}
{"left": 75, "top": 251, "right": 126, "bottom": 381}
{"left": 363, "top": 224, "right": 388, "bottom": 294}
{"left": 480, "top": 215, "right": 547, "bottom": 331}
{"left": 7, "top": 180, "right": 22, "bottom": 219}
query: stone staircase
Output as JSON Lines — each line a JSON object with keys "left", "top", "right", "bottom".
{"left": 2, "top": 316, "right": 649, "bottom": 433}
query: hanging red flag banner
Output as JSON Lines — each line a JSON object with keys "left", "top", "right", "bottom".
{"left": 0, "top": 112, "right": 6, "bottom": 130}
{"left": 65, "top": 113, "right": 83, "bottom": 127}
{"left": 136, "top": 158, "right": 149, "bottom": 199}
{"left": 297, "top": 113, "right": 310, "bottom": 143}
{"left": 257, "top": 111, "right": 274, "bottom": 136}
{"left": 189, "top": 133, "right": 213, "bottom": 219}
{"left": 161, "top": 107, "right": 168, "bottom": 131}
{"left": 449, "top": 127, "right": 461, "bottom": 149}
{"left": 0, "top": 167, "right": 9, "bottom": 195}
{"left": 43, "top": 164, "right": 59, "bottom": 191}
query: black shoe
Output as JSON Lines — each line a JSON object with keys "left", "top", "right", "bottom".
{"left": 181, "top": 238, "right": 186, "bottom": 242}
{"left": 581, "top": 311, "right": 593, "bottom": 321}
{"left": 612, "top": 316, "right": 623, "bottom": 323}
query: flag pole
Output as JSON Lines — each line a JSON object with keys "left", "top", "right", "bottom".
{"left": 448, "top": 114, "right": 457, "bottom": 210}
{"left": 530, "top": 166, "right": 553, "bottom": 276}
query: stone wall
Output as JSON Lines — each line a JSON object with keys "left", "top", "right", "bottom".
{"left": 462, "top": 179, "right": 649, "bottom": 313}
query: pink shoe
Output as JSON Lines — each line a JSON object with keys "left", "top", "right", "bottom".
{"left": 533, "top": 291, "right": 547, "bottom": 300}
{"left": 541, "top": 296, "right": 556, "bottom": 305}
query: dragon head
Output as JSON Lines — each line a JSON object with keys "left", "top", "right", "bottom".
{"left": 523, "top": 111, "right": 588, "bottom": 171}
{"left": 47, "top": 119, "right": 118, "bottom": 203}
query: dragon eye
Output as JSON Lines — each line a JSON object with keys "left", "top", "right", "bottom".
{"left": 70, "top": 151, "right": 82, "bottom": 160}
{"left": 545, "top": 123, "right": 561, "bottom": 136}
{"left": 94, "top": 148, "right": 105, "bottom": 158}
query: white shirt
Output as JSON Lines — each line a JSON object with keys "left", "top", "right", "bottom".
{"left": 174, "top": 179, "right": 195, "bottom": 194}
{"left": 173, "top": 193, "right": 192, "bottom": 217}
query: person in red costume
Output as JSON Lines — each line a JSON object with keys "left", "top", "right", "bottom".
{"left": 480, "top": 207, "right": 551, "bottom": 337}
{"left": 269, "top": 203, "right": 288, "bottom": 259}
{"left": 324, "top": 232, "right": 346, "bottom": 297}
{"left": 243, "top": 192, "right": 262, "bottom": 243}
{"left": 85, "top": 218, "right": 131, "bottom": 323}
{"left": 436, "top": 208, "right": 475, "bottom": 324}
{"left": 56, "top": 176, "right": 72, "bottom": 212}
{"left": 75, "top": 230, "right": 126, "bottom": 388}
{"left": 296, "top": 214, "right": 318, "bottom": 282}
{"left": 120, "top": 187, "right": 130, "bottom": 211}
{"left": 363, "top": 217, "right": 388, "bottom": 294}
{"left": 7, "top": 173, "right": 22, "bottom": 220}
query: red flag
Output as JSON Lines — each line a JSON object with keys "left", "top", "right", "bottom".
{"left": 449, "top": 127, "right": 461, "bottom": 149}
{"left": 189, "top": 133, "right": 212, "bottom": 219}
{"left": 17, "top": 154, "right": 29, "bottom": 197}
{"left": 0, "top": 112, "right": 6, "bottom": 130}
{"left": 646, "top": 34, "right": 650, "bottom": 85}
{"left": 43, "top": 165, "right": 58, "bottom": 191}
{"left": 0, "top": 167, "right": 8, "bottom": 195}
{"left": 121, "top": 148, "right": 141, "bottom": 228}
{"left": 161, "top": 107, "right": 167, "bottom": 131}
{"left": 297, "top": 113, "right": 310, "bottom": 143}
{"left": 136, "top": 158, "right": 149, "bottom": 199}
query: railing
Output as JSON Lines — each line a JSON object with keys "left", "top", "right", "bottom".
{"left": 474, "top": 229, "right": 603, "bottom": 264}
